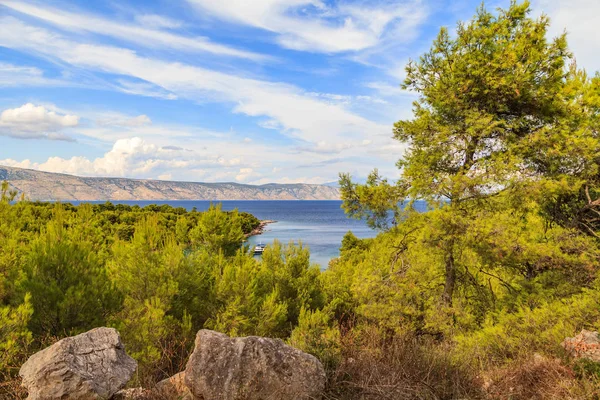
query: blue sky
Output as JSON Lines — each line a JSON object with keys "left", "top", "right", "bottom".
{"left": 0, "top": 0, "right": 597, "bottom": 184}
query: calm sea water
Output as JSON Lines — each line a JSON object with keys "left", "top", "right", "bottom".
{"left": 77, "top": 200, "right": 377, "bottom": 267}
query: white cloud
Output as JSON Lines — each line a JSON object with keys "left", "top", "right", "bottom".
{"left": 1, "top": 129, "right": 405, "bottom": 183}
{"left": 533, "top": 0, "right": 600, "bottom": 74}
{"left": 0, "top": 62, "right": 71, "bottom": 88}
{"left": 186, "top": 0, "right": 426, "bottom": 53}
{"left": 115, "top": 80, "right": 178, "bottom": 100}
{"left": 0, "top": 158, "right": 37, "bottom": 169}
{"left": 0, "top": 103, "right": 79, "bottom": 141}
{"left": 1, "top": 1, "right": 269, "bottom": 61}
{"left": 0, "top": 17, "right": 389, "bottom": 146}
{"left": 2, "top": 137, "right": 248, "bottom": 178}
{"left": 97, "top": 114, "right": 152, "bottom": 128}
{"left": 296, "top": 140, "right": 354, "bottom": 154}
{"left": 0, "top": 63, "right": 40, "bottom": 83}
{"left": 157, "top": 173, "right": 173, "bottom": 180}
{"left": 386, "top": 61, "right": 410, "bottom": 81}
{"left": 0, "top": 9, "right": 414, "bottom": 183}
{"left": 258, "top": 119, "right": 282, "bottom": 130}
{"left": 235, "top": 168, "right": 255, "bottom": 182}
{"left": 308, "top": 91, "right": 389, "bottom": 107}
{"left": 251, "top": 175, "right": 327, "bottom": 185}
{"left": 135, "top": 14, "right": 183, "bottom": 29}
{"left": 364, "top": 81, "right": 416, "bottom": 98}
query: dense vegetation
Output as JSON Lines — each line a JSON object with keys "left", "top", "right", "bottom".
{"left": 2, "top": 2, "right": 600, "bottom": 398}
{"left": 334, "top": 1, "right": 600, "bottom": 397}
{"left": 0, "top": 194, "right": 281, "bottom": 390}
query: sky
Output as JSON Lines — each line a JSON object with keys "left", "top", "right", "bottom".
{"left": 0, "top": 0, "right": 598, "bottom": 185}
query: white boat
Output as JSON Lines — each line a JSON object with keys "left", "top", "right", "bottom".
{"left": 253, "top": 243, "right": 266, "bottom": 255}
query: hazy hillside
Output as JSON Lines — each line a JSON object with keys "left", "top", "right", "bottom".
{"left": 0, "top": 166, "right": 340, "bottom": 201}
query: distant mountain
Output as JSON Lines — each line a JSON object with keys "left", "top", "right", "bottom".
{"left": 322, "top": 181, "right": 340, "bottom": 188}
{"left": 323, "top": 176, "right": 369, "bottom": 188}
{"left": 0, "top": 166, "right": 340, "bottom": 201}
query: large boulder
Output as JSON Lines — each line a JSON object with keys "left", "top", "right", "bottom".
{"left": 562, "top": 329, "right": 600, "bottom": 362}
{"left": 184, "top": 330, "right": 326, "bottom": 400}
{"left": 19, "top": 327, "right": 137, "bottom": 400}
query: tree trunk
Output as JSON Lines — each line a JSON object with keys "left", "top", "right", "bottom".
{"left": 442, "top": 244, "right": 456, "bottom": 306}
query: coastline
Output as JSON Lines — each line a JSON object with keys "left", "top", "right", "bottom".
{"left": 247, "top": 220, "right": 276, "bottom": 238}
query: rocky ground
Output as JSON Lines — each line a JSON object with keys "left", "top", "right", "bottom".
{"left": 246, "top": 220, "right": 276, "bottom": 238}
{"left": 19, "top": 328, "right": 326, "bottom": 400}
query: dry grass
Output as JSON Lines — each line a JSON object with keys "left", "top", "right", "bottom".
{"left": 6, "top": 326, "right": 600, "bottom": 400}
{"left": 483, "top": 354, "right": 599, "bottom": 400}
{"left": 128, "top": 333, "right": 194, "bottom": 388}
{"left": 324, "top": 327, "right": 484, "bottom": 400}
{"left": 0, "top": 373, "right": 27, "bottom": 400}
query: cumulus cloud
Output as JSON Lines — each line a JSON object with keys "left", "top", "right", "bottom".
{"left": 0, "top": 103, "right": 79, "bottom": 141}
{"left": 235, "top": 168, "right": 255, "bottom": 182}
{"left": 0, "top": 158, "right": 37, "bottom": 169}
{"left": 157, "top": 173, "right": 173, "bottom": 180}
{"left": 1, "top": 137, "right": 249, "bottom": 179}
{"left": 186, "top": 0, "right": 426, "bottom": 53}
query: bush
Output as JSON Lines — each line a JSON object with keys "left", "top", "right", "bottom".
{"left": 454, "top": 288, "right": 600, "bottom": 368}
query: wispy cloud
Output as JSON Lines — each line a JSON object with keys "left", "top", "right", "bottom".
{"left": 134, "top": 14, "right": 183, "bottom": 29}
{"left": 186, "top": 0, "right": 427, "bottom": 53}
{"left": 0, "top": 16, "right": 388, "bottom": 146}
{"left": 0, "top": 63, "right": 70, "bottom": 88}
{"left": 533, "top": 0, "right": 600, "bottom": 73}
{"left": 96, "top": 114, "right": 152, "bottom": 128}
{"left": 1, "top": 1, "right": 271, "bottom": 61}
{"left": 0, "top": 0, "right": 428, "bottom": 183}
{"left": 114, "top": 80, "right": 178, "bottom": 100}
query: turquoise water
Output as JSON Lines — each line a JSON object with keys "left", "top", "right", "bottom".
{"left": 79, "top": 200, "right": 377, "bottom": 267}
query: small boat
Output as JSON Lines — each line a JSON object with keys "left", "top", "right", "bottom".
{"left": 253, "top": 243, "right": 266, "bottom": 255}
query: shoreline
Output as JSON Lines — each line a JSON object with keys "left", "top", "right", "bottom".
{"left": 246, "top": 220, "right": 276, "bottom": 238}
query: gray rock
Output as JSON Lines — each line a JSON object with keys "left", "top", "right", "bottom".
{"left": 112, "top": 388, "right": 148, "bottom": 400}
{"left": 184, "top": 330, "right": 326, "bottom": 400}
{"left": 562, "top": 329, "right": 600, "bottom": 362}
{"left": 19, "top": 327, "right": 137, "bottom": 400}
{"left": 156, "top": 372, "right": 192, "bottom": 399}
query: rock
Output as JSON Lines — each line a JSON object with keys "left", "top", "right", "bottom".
{"left": 246, "top": 220, "right": 277, "bottom": 238}
{"left": 562, "top": 329, "right": 600, "bottom": 362}
{"left": 112, "top": 388, "right": 149, "bottom": 400}
{"left": 156, "top": 372, "right": 192, "bottom": 399}
{"left": 19, "top": 327, "right": 137, "bottom": 400}
{"left": 184, "top": 330, "right": 326, "bottom": 400}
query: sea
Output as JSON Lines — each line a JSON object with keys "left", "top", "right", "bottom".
{"left": 77, "top": 200, "right": 378, "bottom": 268}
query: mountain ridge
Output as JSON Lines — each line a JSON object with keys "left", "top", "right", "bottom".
{"left": 0, "top": 166, "right": 340, "bottom": 201}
